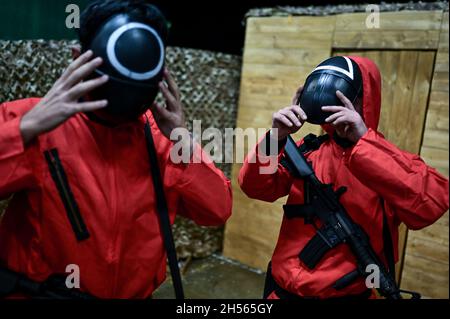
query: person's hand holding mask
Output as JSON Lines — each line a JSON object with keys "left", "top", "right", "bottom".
{"left": 271, "top": 86, "right": 308, "bottom": 141}
{"left": 151, "top": 68, "right": 186, "bottom": 139}
{"left": 20, "top": 50, "right": 109, "bottom": 145}
{"left": 322, "top": 90, "right": 367, "bottom": 143}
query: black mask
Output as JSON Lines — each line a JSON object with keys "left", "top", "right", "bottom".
{"left": 298, "top": 56, "right": 363, "bottom": 125}
{"left": 86, "top": 13, "right": 165, "bottom": 119}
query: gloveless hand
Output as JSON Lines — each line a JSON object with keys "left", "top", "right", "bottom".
{"left": 20, "top": 50, "right": 109, "bottom": 145}
{"left": 322, "top": 90, "right": 367, "bottom": 143}
{"left": 151, "top": 68, "right": 187, "bottom": 139}
{"left": 271, "top": 86, "right": 307, "bottom": 141}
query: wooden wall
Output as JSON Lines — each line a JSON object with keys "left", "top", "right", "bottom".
{"left": 401, "top": 12, "right": 449, "bottom": 299}
{"left": 223, "top": 10, "right": 449, "bottom": 298}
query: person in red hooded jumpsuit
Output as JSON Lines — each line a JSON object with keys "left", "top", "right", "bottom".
{"left": 239, "top": 56, "right": 449, "bottom": 299}
{"left": 0, "top": 46, "right": 232, "bottom": 299}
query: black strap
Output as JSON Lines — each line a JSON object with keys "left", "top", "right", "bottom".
{"left": 0, "top": 266, "right": 95, "bottom": 299}
{"left": 299, "top": 133, "right": 329, "bottom": 154}
{"left": 380, "top": 199, "right": 420, "bottom": 299}
{"left": 381, "top": 199, "right": 396, "bottom": 278}
{"left": 144, "top": 118, "right": 184, "bottom": 300}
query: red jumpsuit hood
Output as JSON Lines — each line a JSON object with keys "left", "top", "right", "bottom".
{"left": 322, "top": 56, "right": 382, "bottom": 134}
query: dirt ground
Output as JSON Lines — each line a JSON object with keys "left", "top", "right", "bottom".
{"left": 153, "top": 254, "right": 266, "bottom": 299}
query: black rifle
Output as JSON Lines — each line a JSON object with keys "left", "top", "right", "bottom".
{"left": 0, "top": 266, "right": 95, "bottom": 299}
{"left": 282, "top": 135, "right": 420, "bottom": 299}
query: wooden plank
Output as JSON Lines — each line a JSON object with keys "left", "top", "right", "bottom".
{"left": 438, "top": 31, "right": 449, "bottom": 52}
{"left": 335, "top": 11, "right": 443, "bottom": 31}
{"left": 243, "top": 48, "right": 331, "bottom": 67}
{"left": 401, "top": 11, "right": 449, "bottom": 298}
{"left": 377, "top": 50, "right": 395, "bottom": 141}
{"left": 434, "top": 52, "right": 449, "bottom": 73}
{"left": 401, "top": 256, "right": 449, "bottom": 298}
{"left": 410, "top": 219, "right": 449, "bottom": 246}
{"left": 441, "top": 11, "right": 449, "bottom": 31}
{"left": 333, "top": 30, "right": 441, "bottom": 49}
{"left": 435, "top": 211, "right": 449, "bottom": 227}
{"left": 420, "top": 146, "right": 449, "bottom": 177}
{"left": 247, "top": 16, "right": 336, "bottom": 33}
{"left": 389, "top": 51, "right": 419, "bottom": 153}
{"left": 240, "top": 80, "right": 312, "bottom": 104}
{"left": 429, "top": 90, "right": 449, "bottom": 110}
{"left": 246, "top": 32, "right": 337, "bottom": 49}
{"left": 406, "top": 51, "right": 436, "bottom": 153}
{"left": 438, "top": 12, "right": 449, "bottom": 52}
{"left": 424, "top": 99, "right": 449, "bottom": 133}
{"left": 241, "top": 63, "right": 313, "bottom": 81}
{"left": 237, "top": 94, "right": 293, "bottom": 112}
{"left": 405, "top": 235, "right": 449, "bottom": 264}
{"left": 422, "top": 127, "right": 449, "bottom": 151}
{"left": 431, "top": 71, "right": 449, "bottom": 92}
{"left": 333, "top": 11, "right": 443, "bottom": 49}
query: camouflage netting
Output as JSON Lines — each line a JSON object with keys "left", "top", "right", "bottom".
{"left": 0, "top": 40, "right": 241, "bottom": 259}
{"left": 245, "top": 1, "right": 448, "bottom": 19}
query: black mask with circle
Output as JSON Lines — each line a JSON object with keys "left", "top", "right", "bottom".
{"left": 85, "top": 13, "right": 165, "bottom": 120}
{"left": 297, "top": 56, "right": 363, "bottom": 125}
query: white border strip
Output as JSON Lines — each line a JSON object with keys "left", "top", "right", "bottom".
{"left": 313, "top": 56, "right": 354, "bottom": 80}
{"left": 107, "top": 22, "right": 164, "bottom": 81}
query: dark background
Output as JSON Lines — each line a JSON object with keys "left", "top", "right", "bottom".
{"left": 0, "top": 0, "right": 438, "bottom": 55}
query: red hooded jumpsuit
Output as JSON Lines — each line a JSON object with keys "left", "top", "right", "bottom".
{"left": 0, "top": 98, "right": 232, "bottom": 298}
{"left": 239, "top": 56, "right": 449, "bottom": 298}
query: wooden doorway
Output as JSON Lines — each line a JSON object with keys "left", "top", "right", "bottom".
{"left": 333, "top": 49, "right": 436, "bottom": 282}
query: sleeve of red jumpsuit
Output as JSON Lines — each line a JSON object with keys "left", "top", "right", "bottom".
{"left": 344, "top": 128, "right": 449, "bottom": 230}
{"left": 0, "top": 100, "right": 39, "bottom": 198}
{"left": 164, "top": 142, "right": 233, "bottom": 226}
{"left": 238, "top": 132, "right": 295, "bottom": 203}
